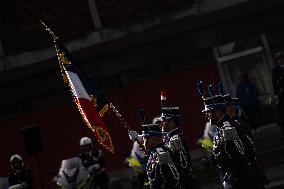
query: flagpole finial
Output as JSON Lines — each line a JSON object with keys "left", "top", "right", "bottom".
{"left": 40, "top": 20, "right": 59, "bottom": 42}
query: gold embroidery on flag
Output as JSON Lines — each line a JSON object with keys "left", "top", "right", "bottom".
{"left": 59, "top": 61, "right": 114, "bottom": 154}
{"left": 94, "top": 127, "right": 114, "bottom": 153}
{"left": 73, "top": 96, "right": 114, "bottom": 153}
{"left": 59, "top": 52, "right": 71, "bottom": 65}
{"left": 90, "top": 95, "right": 98, "bottom": 107}
{"left": 99, "top": 104, "right": 109, "bottom": 117}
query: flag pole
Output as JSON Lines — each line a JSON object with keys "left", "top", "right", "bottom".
{"left": 40, "top": 20, "right": 58, "bottom": 42}
{"left": 40, "top": 20, "right": 68, "bottom": 82}
{"left": 108, "top": 102, "right": 132, "bottom": 132}
{"left": 108, "top": 103, "right": 147, "bottom": 153}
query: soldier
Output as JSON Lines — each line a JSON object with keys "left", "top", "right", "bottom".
{"left": 160, "top": 106, "right": 201, "bottom": 189}
{"left": 8, "top": 154, "right": 34, "bottom": 189}
{"left": 79, "top": 137, "right": 109, "bottom": 189}
{"left": 159, "top": 90, "right": 201, "bottom": 189}
{"left": 129, "top": 110, "right": 180, "bottom": 188}
{"left": 197, "top": 81, "right": 266, "bottom": 189}
{"left": 142, "top": 122, "right": 180, "bottom": 189}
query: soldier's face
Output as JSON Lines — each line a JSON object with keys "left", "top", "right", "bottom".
{"left": 226, "top": 105, "right": 236, "bottom": 118}
{"left": 11, "top": 160, "right": 22, "bottom": 170}
{"left": 160, "top": 119, "right": 176, "bottom": 132}
{"left": 143, "top": 136, "right": 158, "bottom": 149}
{"left": 206, "top": 110, "right": 219, "bottom": 125}
{"left": 81, "top": 144, "right": 92, "bottom": 154}
{"left": 160, "top": 119, "right": 168, "bottom": 132}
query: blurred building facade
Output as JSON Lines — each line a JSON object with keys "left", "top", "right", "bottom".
{"left": 1, "top": 0, "right": 284, "bottom": 188}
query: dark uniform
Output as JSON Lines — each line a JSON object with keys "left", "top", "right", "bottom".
{"left": 223, "top": 94, "right": 252, "bottom": 139}
{"left": 8, "top": 168, "right": 34, "bottom": 189}
{"left": 79, "top": 149, "right": 109, "bottom": 189}
{"left": 166, "top": 129, "right": 201, "bottom": 189}
{"left": 197, "top": 81, "right": 267, "bottom": 189}
{"left": 213, "top": 115, "right": 266, "bottom": 188}
{"left": 160, "top": 107, "right": 201, "bottom": 189}
{"left": 147, "top": 143, "right": 180, "bottom": 189}
{"left": 79, "top": 149, "right": 105, "bottom": 168}
{"left": 142, "top": 123, "right": 180, "bottom": 189}
{"left": 8, "top": 154, "right": 34, "bottom": 189}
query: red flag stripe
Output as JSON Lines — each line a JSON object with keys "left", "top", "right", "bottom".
{"left": 63, "top": 68, "right": 113, "bottom": 153}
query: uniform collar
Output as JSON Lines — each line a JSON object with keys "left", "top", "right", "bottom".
{"left": 167, "top": 128, "right": 181, "bottom": 138}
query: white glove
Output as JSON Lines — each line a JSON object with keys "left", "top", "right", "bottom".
{"left": 89, "top": 163, "right": 100, "bottom": 171}
{"left": 89, "top": 163, "right": 101, "bottom": 176}
{"left": 9, "top": 184, "right": 23, "bottom": 189}
{"left": 9, "top": 183, "right": 26, "bottom": 189}
{"left": 129, "top": 131, "right": 139, "bottom": 141}
{"left": 223, "top": 181, "right": 233, "bottom": 189}
{"left": 93, "top": 163, "right": 100, "bottom": 170}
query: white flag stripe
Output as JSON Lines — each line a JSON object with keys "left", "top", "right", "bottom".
{"left": 66, "top": 70, "right": 91, "bottom": 100}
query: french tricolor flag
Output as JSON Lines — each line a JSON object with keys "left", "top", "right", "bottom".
{"left": 56, "top": 43, "right": 114, "bottom": 153}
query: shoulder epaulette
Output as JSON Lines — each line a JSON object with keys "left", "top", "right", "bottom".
{"left": 169, "top": 135, "right": 183, "bottom": 151}
{"left": 221, "top": 121, "right": 238, "bottom": 141}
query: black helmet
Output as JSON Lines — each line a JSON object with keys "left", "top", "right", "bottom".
{"left": 141, "top": 123, "right": 163, "bottom": 137}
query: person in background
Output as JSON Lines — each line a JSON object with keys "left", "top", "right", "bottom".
{"left": 236, "top": 74, "right": 260, "bottom": 134}
{"left": 79, "top": 137, "right": 109, "bottom": 189}
{"left": 8, "top": 154, "right": 34, "bottom": 189}
{"left": 272, "top": 52, "right": 284, "bottom": 134}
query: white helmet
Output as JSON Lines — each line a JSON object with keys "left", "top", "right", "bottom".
{"left": 80, "top": 137, "right": 92, "bottom": 146}
{"left": 10, "top": 154, "right": 23, "bottom": 163}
